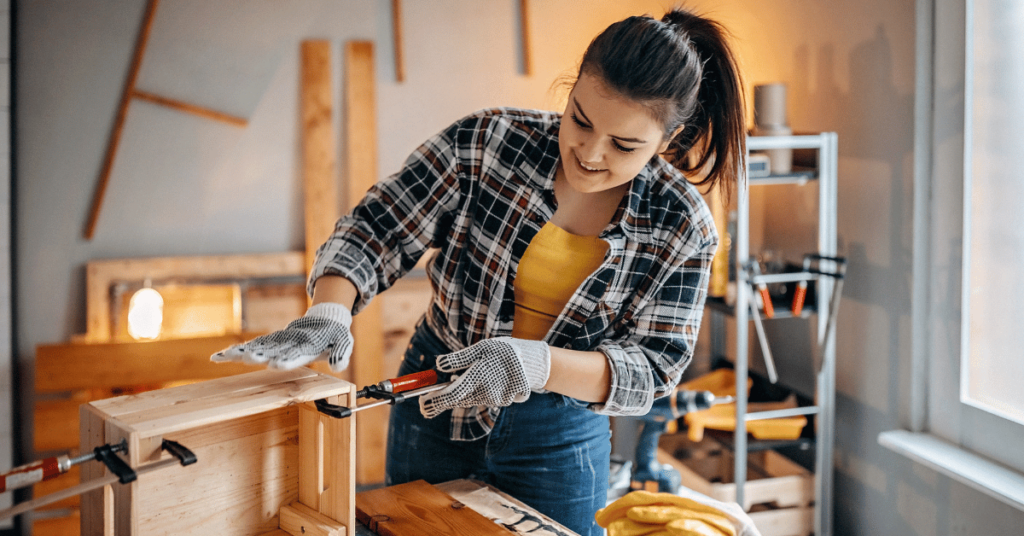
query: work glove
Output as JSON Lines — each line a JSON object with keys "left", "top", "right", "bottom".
{"left": 419, "top": 337, "right": 551, "bottom": 418}
{"left": 211, "top": 302, "right": 354, "bottom": 372}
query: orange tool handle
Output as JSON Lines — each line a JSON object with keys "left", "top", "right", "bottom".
{"left": 791, "top": 281, "right": 808, "bottom": 316}
{"left": 388, "top": 369, "right": 439, "bottom": 393}
{"left": 0, "top": 457, "right": 64, "bottom": 493}
{"left": 758, "top": 284, "right": 775, "bottom": 318}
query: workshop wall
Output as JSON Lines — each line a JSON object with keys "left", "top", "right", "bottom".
{"left": 11, "top": 1, "right": 1024, "bottom": 535}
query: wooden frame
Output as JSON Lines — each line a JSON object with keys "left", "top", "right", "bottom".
{"left": 80, "top": 368, "right": 356, "bottom": 536}
{"left": 85, "top": 252, "right": 305, "bottom": 342}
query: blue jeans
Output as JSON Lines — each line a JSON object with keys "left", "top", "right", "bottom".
{"left": 386, "top": 321, "right": 611, "bottom": 536}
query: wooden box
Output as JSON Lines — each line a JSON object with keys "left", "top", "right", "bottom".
{"left": 658, "top": 446, "right": 814, "bottom": 536}
{"left": 79, "top": 368, "right": 356, "bottom": 536}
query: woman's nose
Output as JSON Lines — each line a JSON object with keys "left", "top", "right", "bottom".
{"left": 575, "top": 137, "right": 603, "bottom": 165}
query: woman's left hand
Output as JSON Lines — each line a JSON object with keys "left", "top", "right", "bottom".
{"left": 419, "top": 337, "right": 551, "bottom": 418}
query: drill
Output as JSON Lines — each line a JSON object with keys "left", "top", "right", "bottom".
{"left": 630, "top": 389, "right": 732, "bottom": 493}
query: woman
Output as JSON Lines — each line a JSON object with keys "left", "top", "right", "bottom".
{"left": 214, "top": 8, "right": 745, "bottom": 535}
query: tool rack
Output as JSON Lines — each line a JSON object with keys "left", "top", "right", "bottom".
{"left": 702, "top": 132, "right": 840, "bottom": 536}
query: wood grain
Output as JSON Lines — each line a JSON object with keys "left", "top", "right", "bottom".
{"left": 343, "top": 40, "right": 388, "bottom": 486}
{"left": 35, "top": 334, "right": 267, "bottom": 393}
{"left": 355, "top": 480, "right": 513, "bottom": 536}
{"left": 301, "top": 40, "right": 339, "bottom": 275}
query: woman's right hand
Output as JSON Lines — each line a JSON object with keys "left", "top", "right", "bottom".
{"left": 211, "top": 302, "right": 354, "bottom": 372}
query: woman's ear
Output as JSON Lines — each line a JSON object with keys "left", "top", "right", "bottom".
{"left": 658, "top": 124, "right": 685, "bottom": 153}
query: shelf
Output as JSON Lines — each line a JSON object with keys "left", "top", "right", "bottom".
{"left": 749, "top": 166, "right": 817, "bottom": 186}
{"left": 705, "top": 296, "right": 818, "bottom": 320}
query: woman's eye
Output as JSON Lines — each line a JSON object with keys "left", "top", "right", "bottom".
{"left": 613, "top": 141, "right": 636, "bottom": 154}
{"left": 571, "top": 114, "right": 591, "bottom": 129}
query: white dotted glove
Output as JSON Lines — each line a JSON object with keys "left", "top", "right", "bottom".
{"left": 211, "top": 303, "right": 354, "bottom": 372}
{"left": 419, "top": 337, "right": 551, "bottom": 418}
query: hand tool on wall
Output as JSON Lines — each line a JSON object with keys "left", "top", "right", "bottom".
{"left": 0, "top": 439, "right": 196, "bottom": 522}
{"left": 629, "top": 389, "right": 734, "bottom": 494}
{"left": 315, "top": 369, "right": 452, "bottom": 419}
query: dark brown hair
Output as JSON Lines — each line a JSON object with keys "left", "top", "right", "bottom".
{"left": 578, "top": 8, "right": 746, "bottom": 198}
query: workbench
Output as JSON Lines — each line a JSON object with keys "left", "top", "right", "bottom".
{"left": 355, "top": 479, "right": 579, "bottom": 536}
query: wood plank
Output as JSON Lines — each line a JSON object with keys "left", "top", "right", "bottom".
{"left": 319, "top": 391, "right": 356, "bottom": 529}
{"left": 35, "top": 334, "right": 268, "bottom": 393}
{"left": 85, "top": 252, "right": 304, "bottom": 342}
{"left": 302, "top": 40, "right": 339, "bottom": 275}
{"left": 89, "top": 370, "right": 353, "bottom": 440}
{"left": 84, "top": 0, "right": 159, "bottom": 240}
{"left": 78, "top": 404, "right": 108, "bottom": 536}
{"left": 34, "top": 398, "right": 82, "bottom": 452}
{"left": 33, "top": 510, "right": 81, "bottom": 536}
{"left": 298, "top": 403, "right": 324, "bottom": 511}
{"left": 391, "top": 0, "right": 404, "bottom": 82}
{"left": 132, "top": 89, "right": 247, "bottom": 127}
{"left": 518, "top": 0, "right": 531, "bottom": 75}
{"left": 344, "top": 40, "right": 388, "bottom": 487}
{"left": 279, "top": 501, "right": 345, "bottom": 536}
{"left": 355, "top": 480, "right": 513, "bottom": 536}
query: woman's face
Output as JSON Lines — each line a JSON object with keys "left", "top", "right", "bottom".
{"left": 558, "top": 73, "right": 672, "bottom": 194}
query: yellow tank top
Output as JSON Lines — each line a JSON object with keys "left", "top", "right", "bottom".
{"left": 512, "top": 222, "right": 609, "bottom": 340}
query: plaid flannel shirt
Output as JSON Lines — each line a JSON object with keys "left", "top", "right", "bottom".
{"left": 309, "top": 108, "right": 718, "bottom": 440}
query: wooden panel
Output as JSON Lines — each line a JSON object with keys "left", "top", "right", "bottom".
{"left": 34, "top": 398, "right": 83, "bottom": 452}
{"left": 355, "top": 480, "right": 513, "bottom": 536}
{"left": 36, "top": 334, "right": 267, "bottom": 393}
{"left": 135, "top": 409, "right": 299, "bottom": 535}
{"left": 86, "top": 252, "right": 304, "bottom": 342}
{"left": 34, "top": 510, "right": 81, "bottom": 536}
{"left": 301, "top": 40, "right": 339, "bottom": 274}
{"left": 344, "top": 40, "right": 388, "bottom": 487}
{"left": 244, "top": 283, "right": 308, "bottom": 333}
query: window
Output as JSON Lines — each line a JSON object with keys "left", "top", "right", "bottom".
{"left": 879, "top": 0, "right": 1024, "bottom": 511}
{"left": 962, "top": 0, "right": 1024, "bottom": 427}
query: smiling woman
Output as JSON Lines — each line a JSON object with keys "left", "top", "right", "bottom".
{"left": 213, "top": 7, "right": 746, "bottom": 536}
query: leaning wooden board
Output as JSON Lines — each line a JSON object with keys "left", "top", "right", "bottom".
{"left": 356, "top": 480, "right": 513, "bottom": 536}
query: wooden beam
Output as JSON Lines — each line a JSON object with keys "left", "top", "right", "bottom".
{"left": 84, "top": 0, "right": 159, "bottom": 240}
{"left": 35, "top": 334, "right": 267, "bottom": 393}
{"left": 391, "top": 0, "right": 405, "bottom": 82}
{"left": 343, "top": 41, "right": 387, "bottom": 486}
{"left": 519, "top": 0, "right": 532, "bottom": 76}
{"left": 132, "top": 89, "right": 247, "bottom": 127}
{"left": 301, "top": 41, "right": 339, "bottom": 275}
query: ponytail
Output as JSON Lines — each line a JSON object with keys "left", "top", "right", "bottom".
{"left": 578, "top": 8, "right": 746, "bottom": 199}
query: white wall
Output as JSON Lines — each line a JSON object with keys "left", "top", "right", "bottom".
{"left": 12, "top": 0, "right": 1024, "bottom": 535}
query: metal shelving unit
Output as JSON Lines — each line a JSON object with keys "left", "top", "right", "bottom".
{"left": 710, "top": 132, "right": 839, "bottom": 536}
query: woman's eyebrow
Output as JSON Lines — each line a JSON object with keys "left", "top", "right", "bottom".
{"left": 573, "top": 98, "right": 648, "bottom": 144}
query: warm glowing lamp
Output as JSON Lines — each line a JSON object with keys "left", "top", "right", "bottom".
{"left": 127, "top": 287, "right": 164, "bottom": 340}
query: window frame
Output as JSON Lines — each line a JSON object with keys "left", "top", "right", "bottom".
{"left": 880, "top": 1, "right": 1024, "bottom": 507}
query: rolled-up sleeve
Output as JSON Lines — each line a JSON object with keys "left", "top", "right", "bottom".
{"left": 590, "top": 230, "right": 718, "bottom": 416}
{"left": 308, "top": 122, "right": 463, "bottom": 313}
